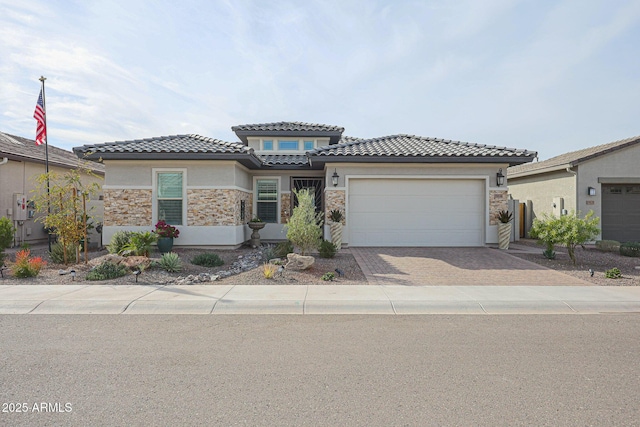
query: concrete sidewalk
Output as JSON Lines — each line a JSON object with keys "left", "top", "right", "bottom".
{"left": 1, "top": 284, "right": 640, "bottom": 314}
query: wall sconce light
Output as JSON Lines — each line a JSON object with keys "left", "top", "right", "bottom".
{"left": 332, "top": 169, "right": 339, "bottom": 187}
{"left": 587, "top": 186, "right": 596, "bottom": 196}
{"left": 496, "top": 169, "right": 505, "bottom": 187}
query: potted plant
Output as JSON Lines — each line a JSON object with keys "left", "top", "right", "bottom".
{"left": 497, "top": 210, "right": 513, "bottom": 250}
{"left": 154, "top": 220, "right": 179, "bottom": 253}
{"left": 248, "top": 217, "right": 266, "bottom": 247}
{"left": 328, "top": 209, "right": 344, "bottom": 250}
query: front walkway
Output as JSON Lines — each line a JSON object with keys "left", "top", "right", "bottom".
{"left": 350, "top": 247, "right": 591, "bottom": 286}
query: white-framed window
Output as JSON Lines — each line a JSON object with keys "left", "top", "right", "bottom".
{"left": 255, "top": 178, "right": 279, "bottom": 223}
{"left": 263, "top": 140, "right": 273, "bottom": 150}
{"left": 303, "top": 140, "right": 314, "bottom": 150}
{"left": 156, "top": 170, "right": 184, "bottom": 225}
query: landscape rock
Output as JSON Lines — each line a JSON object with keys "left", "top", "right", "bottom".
{"left": 120, "top": 256, "right": 152, "bottom": 271}
{"left": 285, "top": 253, "right": 315, "bottom": 271}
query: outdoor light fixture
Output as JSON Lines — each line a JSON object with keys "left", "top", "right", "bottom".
{"left": 588, "top": 186, "right": 596, "bottom": 196}
{"left": 70, "top": 269, "right": 76, "bottom": 281}
{"left": 332, "top": 169, "right": 339, "bottom": 187}
{"left": 496, "top": 169, "right": 505, "bottom": 187}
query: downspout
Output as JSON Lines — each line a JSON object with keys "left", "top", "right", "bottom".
{"left": 0, "top": 157, "right": 8, "bottom": 165}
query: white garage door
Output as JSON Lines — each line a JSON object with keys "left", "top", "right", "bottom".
{"left": 348, "top": 178, "right": 484, "bottom": 247}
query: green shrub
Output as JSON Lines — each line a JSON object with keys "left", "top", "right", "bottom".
{"left": 109, "top": 231, "right": 133, "bottom": 254}
{"left": 530, "top": 211, "right": 600, "bottom": 265}
{"left": 49, "top": 241, "right": 78, "bottom": 264}
{"left": 596, "top": 240, "right": 621, "bottom": 252}
{"left": 274, "top": 240, "right": 294, "bottom": 258}
{"left": 156, "top": 252, "right": 182, "bottom": 272}
{"left": 11, "top": 249, "right": 46, "bottom": 278}
{"left": 0, "top": 216, "right": 15, "bottom": 265}
{"left": 121, "top": 231, "right": 157, "bottom": 257}
{"left": 619, "top": 242, "right": 640, "bottom": 258}
{"left": 321, "top": 272, "right": 335, "bottom": 281}
{"left": 285, "top": 189, "right": 323, "bottom": 255}
{"left": 542, "top": 248, "right": 556, "bottom": 260}
{"left": 605, "top": 267, "right": 622, "bottom": 279}
{"left": 318, "top": 240, "right": 337, "bottom": 258}
{"left": 262, "top": 245, "right": 277, "bottom": 262}
{"left": 86, "top": 261, "right": 129, "bottom": 281}
{"left": 191, "top": 252, "right": 224, "bottom": 267}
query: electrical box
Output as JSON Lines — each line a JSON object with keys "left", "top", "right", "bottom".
{"left": 13, "top": 194, "right": 27, "bottom": 221}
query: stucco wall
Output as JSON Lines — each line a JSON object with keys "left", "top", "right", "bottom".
{"left": 508, "top": 170, "right": 577, "bottom": 222}
{"left": 0, "top": 158, "right": 103, "bottom": 246}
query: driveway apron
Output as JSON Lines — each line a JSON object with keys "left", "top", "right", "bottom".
{"left": 350, "top": 247, "right": 591, "bottom": 286}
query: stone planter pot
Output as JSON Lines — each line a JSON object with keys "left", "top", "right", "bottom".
{"left": 329, "top": 222, "right": 343, "bottom": 250}
{"left": 498, "top": 222, "right": 511, "bottom": 250}
{"left": 157, "top": 237, "right": 174, "bottom": 253}
{"left": 248, "top": 222, "right": 266, "bottom": 247}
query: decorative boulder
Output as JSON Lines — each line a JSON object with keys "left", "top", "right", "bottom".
{"left": 285, "top": 253, "right": 315, "bottom": 270}
{"left": 120, "top": 256, "right": 152, "bottom": 271}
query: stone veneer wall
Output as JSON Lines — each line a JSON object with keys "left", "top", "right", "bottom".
{"left": 104, "top": 189, "right": 153, "bottom": 226}
{"left": 489, "top": 190, "right": 509, "bottom": 225}
{"left": 188, "top": 189, "right": 252, "bottom": 226}
{"left": 325, "top": 189, "right": 346, "bottom": 224}
{"left": 280, "top": 193, "right": 291, "bottom": 224}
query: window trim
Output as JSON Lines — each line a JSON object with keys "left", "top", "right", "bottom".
{"left": 253, "top": 176, "right": 280, "bottom": 224}
{"left": 153, "top": 168, "right": 187, "bottom": 226}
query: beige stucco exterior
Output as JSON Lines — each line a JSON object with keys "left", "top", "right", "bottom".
{"left": 508, "top": 143, "right": 640, "bottom": 240}
{"left": 0, "top": 158, "right": 103, "bottom": 246}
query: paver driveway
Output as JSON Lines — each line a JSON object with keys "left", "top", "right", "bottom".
{"left": 350, "top": 247, "right": 591, "bottom": 286}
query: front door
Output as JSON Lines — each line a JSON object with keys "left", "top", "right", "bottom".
{"left": 291, "top": 177, "right": 324, "bottom": 217}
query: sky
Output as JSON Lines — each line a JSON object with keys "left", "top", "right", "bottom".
{"left": 1, "top": 0, "right": 639, "bottom": 160}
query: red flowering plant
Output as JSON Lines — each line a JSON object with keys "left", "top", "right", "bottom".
{"left": 154, "top": 221, "right": 180, "bottom": 238}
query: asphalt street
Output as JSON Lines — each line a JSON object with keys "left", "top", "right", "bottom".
{"left": 1, "top": 315, "right": 639, "bottom": 426}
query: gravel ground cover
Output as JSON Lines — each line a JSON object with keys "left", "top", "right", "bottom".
{"left": 0, "top": 245, "right": 367, "bottom": 286}
{"left": 2, "top": 240, "right": 639, "bottom": 286}
{"left": 507, "top": 239, "right": 640, "bottom": 286}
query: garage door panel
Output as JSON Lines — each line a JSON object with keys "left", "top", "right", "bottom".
{"left": 602, "top": 185, "right": 640, "bottom": 242}
{"left": 348, "top": 179, "right": 484, "bottom": 247}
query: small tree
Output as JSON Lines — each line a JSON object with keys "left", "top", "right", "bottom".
{"left": 285, "top": 189, "right": 323, "bottom": 255}
{"left": 31, "top": 167, "right": 101, "bottom": 264}
{"left": 530, "top": 211, "right": 600, "bottom": 265}
{"left": 0, "top": 216, "right": 16, "bottom": 265}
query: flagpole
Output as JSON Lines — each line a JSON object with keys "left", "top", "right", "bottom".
{"left": 39, "top": 76, "right": 51, "bottom": 251}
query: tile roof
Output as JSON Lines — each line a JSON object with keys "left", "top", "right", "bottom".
{"left": 0, "top": 131, "right": 104, "bottom": 174}
{"left": 309, "top": 134, "right": 536, "bottom": 164}
{"left": 74, "top": 134, "right": 251, "bottom": 156}
{"left": 258, "top": 154, "right": 309, "bottom": 166}
{"left": 508, "top": 135, "right": 640, "bottom": 176}
{"left": 231, "top": 121, "right": 344, "bottom": 133}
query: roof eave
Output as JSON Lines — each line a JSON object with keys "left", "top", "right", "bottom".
{"left": 74, "top": 151, "right": 263, "bottom": 168}
{"left": 309, "top": 155, "right": 537, "bottom": 166}
{"left": 234, "top": 130, "right": 343, "bottom": 145}
{"left": 507, "top": 163, "right": 574, "bottom": 179}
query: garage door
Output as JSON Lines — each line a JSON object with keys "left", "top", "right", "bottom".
{"left": 602, "top": 185, "right": 640, "bottom": 242}
{"left": 348, "top": 178, "right": 484, "bottom": 247}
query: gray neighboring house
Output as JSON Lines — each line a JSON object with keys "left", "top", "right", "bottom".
{"left": 0, "top": 131, "right": 104, "bottom": 246}
{"left": 508, "top": 135, "right": 640, "bottom": 242}
{"left": 74, "top": 122, "right": 536, "bottom": 248}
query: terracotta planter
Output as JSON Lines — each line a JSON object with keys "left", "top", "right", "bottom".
{"left": 498, "top": 222, "right": 511, "bottom": 250}
{"left": 157, "top": 237, "right": 174, "bottom": 253}
{"left": 329, "top": 222, "right": 343, "bottom": 250}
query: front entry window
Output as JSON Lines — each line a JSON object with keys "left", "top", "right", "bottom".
{"left": 256, "top": 179, "right": 278, "bottom": 223}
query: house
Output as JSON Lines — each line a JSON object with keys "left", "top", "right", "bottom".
{"left": 73, "top": 122, "right": 536, "bottom": 248}
{"left": 508, "top": 135, "right": 640, "bottom": 242}
{"left": 0, "top": 131, "right": 105, "bottom": 246}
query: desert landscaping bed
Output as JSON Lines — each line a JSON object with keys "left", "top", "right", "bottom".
{"left": 0, "top": 245, "right": 368, "bottom": 286}
{"left": 508, "top": 239, "right": 640, "bottom": 286}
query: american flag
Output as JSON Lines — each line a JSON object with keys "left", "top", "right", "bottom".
{"left": 34, "top": 89, "right": 46, "bottom": 146}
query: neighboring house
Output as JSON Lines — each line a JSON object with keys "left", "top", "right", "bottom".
{"left": 0, "top": 131, "right": 105, "bottom": 247}
{"left": 73, "top": 122, "right": 536, "bottom": 248}
{"left": 508, "top": 135, "right": 640, "bottom": 242}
